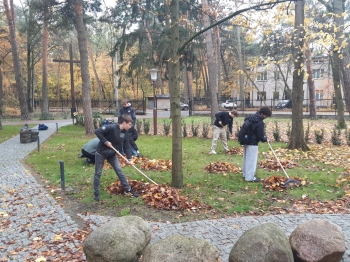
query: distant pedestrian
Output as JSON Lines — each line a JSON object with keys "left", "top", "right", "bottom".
{"left": 81, "top": 138, "right": 99, "bottom": 164}
{"left": 93, "top": 115, "right": 139, "bottom": 201}
{"left": 118, "top": 99, "right": 136, "bottom": 125}
{"left": 209, "top": 110, "right": 238, "bottom": 154}
{"left": 242, "top": 106, "right": 272, "bottom": 182}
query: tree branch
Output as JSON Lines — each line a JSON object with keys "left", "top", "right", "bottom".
{"left": 179, "top": 0, "right": 300, "bottom": 54}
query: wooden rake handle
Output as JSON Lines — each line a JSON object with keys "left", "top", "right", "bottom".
{"left": 110, "top": 145, "right": 158, "bottom": 185}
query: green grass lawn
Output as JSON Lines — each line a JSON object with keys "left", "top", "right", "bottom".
{"left": 24, "top": 121, "right": 347, "bottom": 219}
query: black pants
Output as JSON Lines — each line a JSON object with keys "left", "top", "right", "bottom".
{"left": 82, "top": 149, "right": 95, "bottom": 163}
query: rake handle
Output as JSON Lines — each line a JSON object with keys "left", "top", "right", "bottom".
{"left": 110, "top": 146, "right": 158, "bottom": 185}
{"left": 267, "top": 141, "right": 290, "bottom": 179}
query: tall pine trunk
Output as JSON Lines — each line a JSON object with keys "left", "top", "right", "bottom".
{"left": 87, "top": 40, "right": 103, "bottom": 109}
{"left": 41, "top": 0, "right": 49, "bottom": 114}
{"left": 169, "top": 0, "right": 183, "bottom": 188}
{"left": 4, "top": 0, "right": 29, "bottom": 120}
{"left": 287, "top": 0, "right": 308, "bottom": 151}
{"left": 0, "top": 68, "right": 3, "bottom": 130}
{"left": 202, "top": 0, "right": 218, "bottom": 121}
{"left": 75, "top": 0, "right": 94, "bottom": 134}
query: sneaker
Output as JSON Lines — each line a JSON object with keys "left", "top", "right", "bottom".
{"left": 250, "top": 178, "right": 261, "bottom": 183}
{"left": 78, "top": 154, "right": 84, "bottom": 158}
{"left": 93, "top": 195, "right": 100, "bottom": 201}
{"left": 209, "top": 150, "right": 217, "bottom": 155}
{"left": 124, "top": 189, "right": 139, "bottom": 197}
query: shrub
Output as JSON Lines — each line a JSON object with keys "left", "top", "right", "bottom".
{"left": 92, "top": 112, "right": 103, "bottom": 128}
{"left": 163, "top": 120, "right": 171, "bottom": 136}
{"left": 202, "top": 122, "right": 210, "bottom": 138}
{"left": 191, "top": 120, "right": 199, "bottom": 137}
{"left": 182, "top": 120, "right": 187, "bottom": 137}
{"left": 39, "top": 112, "right": 54, "bottom": 120}
{"left": 143, "top": 119, "right": 150, "bottom": 134}
{"left": 331, "top": 125, "right": 342, "bottom": 146}
{"left": 305, "top": 122, "right": 311, "bottom": 143}
{"left": 314, "top": 129, "right": 324, "bottom": 144}
{"left": 286, "top": 123, "right": 291, "bottom": 141}
{"left": 136, "top": 120, "right": 142, "bottom": 133}
{"left": 273, "top": 121, "right": 280, "bottom": 142}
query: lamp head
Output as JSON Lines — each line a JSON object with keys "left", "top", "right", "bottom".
{"left": 150, "top": 68, "right": 158, "bottom": 81}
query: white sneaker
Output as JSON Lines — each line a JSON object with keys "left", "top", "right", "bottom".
{"left": 209, "top": 150, "right": 217, "bottom": 154}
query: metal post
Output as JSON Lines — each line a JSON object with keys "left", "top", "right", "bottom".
{"left": 37, "top": 136, "right": 40, "bottom": 152}
{"left": 56, "top": 123, "right": 58, "bottom": 134}
{"left": 153, "top": 81, "right": 157, "bottom": 135}
{"left": 59, "top": 160, "right": 65, "bottom": 191}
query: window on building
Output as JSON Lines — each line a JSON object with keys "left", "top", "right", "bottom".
{"left": 257, "top": 72, "right": 267, "bottom": 81}
{"left": 313, "top": 69, "right": 325, "bottom": 79}
{"left": 274, "top": 71, "right": 280, "bottom": 80}
{"left": 273, "top": 92, "right": 279, "bottom": 99}
{"left": 257, "top": 91, "right": 266, "bottom": 101}
{"left": 316, "top": 90, "right": 324, "bottom": 100}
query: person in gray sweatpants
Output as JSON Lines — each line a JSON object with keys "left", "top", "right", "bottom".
{"left": 242, "top": 107, "right": 272, "bottom": 182}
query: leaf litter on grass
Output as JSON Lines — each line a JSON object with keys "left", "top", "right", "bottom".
{"left": 204, "top": 161, "right": 240, "bottom": 174}
{"left": 106, "top": 179, "right": 211, "bottom": 211}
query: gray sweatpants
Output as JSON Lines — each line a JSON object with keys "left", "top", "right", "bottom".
{"left": 242, "top": 145, "right": 259, "bottom": 181}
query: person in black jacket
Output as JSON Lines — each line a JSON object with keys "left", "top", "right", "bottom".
{"left": 242, "top": 106, "right": 272, "bottom": 182}
{"left": 122, "top": 126, "right": 140, "bottom": 157}
{"left": 118, "top": 99, "right": 136, "bottom": 125}
{"left": 93, "top": 115, "right": 138, "bottom": 201}
{"left": 209, "top": 110, "right": 238, "bottom": 154}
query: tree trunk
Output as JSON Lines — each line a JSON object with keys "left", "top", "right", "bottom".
{"left": 75, "top": 0, "right": 94, "bottom": 134}
{"left": 169, "top": 0, "right": 183, "bottom": 188}
{"left": 202, "top": 0, "right": 218, "bottom": 121}
{"left": 236, "top": 26, "right": 245, "bottom": 109}
{"left": 27, "top": 4, "right": 33, "bottom": 113}
{"left": 4, "top": 0, "right": 29, "bottom": 120}
{"left": 0, "top": 68, "right": 3, "bottom": 130}
{"left": 41, "top": 0, "right": 49, "bottom": 114}
{"left": 305, "top": 43, "right": 317, "bottom": 119}
{"left": 287, "top": 0, "right": 308, "bottom": 151}
{"left": 215, "top": 25, "right": 221, "bottom": 103}
{"left": 334, "top": 0, "right": 350, "bottom": 114}
{"left": 87, "top": 39, "right": 103, "bottom": 109}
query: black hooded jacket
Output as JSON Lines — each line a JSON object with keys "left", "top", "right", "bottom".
{"left": 95, "top": 124, "right": 132, "bottom": 159}
{"left": 213, "top": 111, "right": 233, "bottom": 134}
{"left": 244, "top": 112, "right": 267, "bottom": 145}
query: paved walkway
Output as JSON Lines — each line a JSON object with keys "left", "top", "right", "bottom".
{"left": 0, "top": 122, "right": 349, "bottom": 261}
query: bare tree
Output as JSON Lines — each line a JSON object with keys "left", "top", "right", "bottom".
{"left": 169, "top": 0, "right": 183, "bottom": 188}
{"left": 305, "top": 42, "right": 317, "bottom": 119}
{"left": 41, "top": 0, "right": 49, "bottom": 114}
{"left": 3, "top": 0, "right": 29, "bottom": 120}
{"left": 75, "top": 0, "right": 94, "bottom": 134}
{"left": 287, "top": 0, "right": 308, "bottom": 150}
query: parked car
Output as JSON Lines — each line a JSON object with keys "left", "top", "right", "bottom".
{"left": 221, "top": 100, "right": 234, "bottom": 109}
{"left": 180, "top": 102, "right": 189, "bottom": 110}
{"left": 276, "top": 100, "right": 292, "bottom": 109}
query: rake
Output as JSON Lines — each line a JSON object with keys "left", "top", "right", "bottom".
{"left": 267, "top": 141, "right": 300, "bottom": 188}
{"left": 110, "top": 145, "right": 158, "bottom": 185}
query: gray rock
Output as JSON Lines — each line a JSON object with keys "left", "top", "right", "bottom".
{"left": 229, "top": 223, "right": 293, "bottom": 262}
{"left": 143, "top": 234, "right": 220, "bottom": 262}
{"left": 289, "top": 219, "right": 345, "bottom": 262}
{"left": 83, "top": 216, "right": 151, "bottom": 262}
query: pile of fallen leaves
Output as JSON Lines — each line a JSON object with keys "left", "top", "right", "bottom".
{"left": 106, "top": 180, "right": 210, "bottom": 211}
{"left": 262, "top": 176, "right": 307, "bottom": 191}
{"left": 259, "top": 158, "right": 298, "bottom": 171}
{"left": 204, "top": 161, "right": 240, "bottom": 174}
{"left": 226, "top": 147, "right": 243, "bottom": 155}
{"left": 140, "top": 159, "right": 172, "bottom": 171}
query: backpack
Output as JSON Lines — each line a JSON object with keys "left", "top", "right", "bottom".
{"left": 38, "top": 124, "right": 48, "bottom": 130}
{"left": 238, "top": 120, "right": 252, "bottom": 145}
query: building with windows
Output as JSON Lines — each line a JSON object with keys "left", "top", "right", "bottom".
{"left": 240, "top": 55, "right": 334, "bottom": 107}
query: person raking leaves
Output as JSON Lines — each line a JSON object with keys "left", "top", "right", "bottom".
{"left": 93, "top": 114, "right": 139, "bottom": 201}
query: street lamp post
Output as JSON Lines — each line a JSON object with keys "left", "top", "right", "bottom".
{"left": 150, "top": 68, "right": 158, "bottom": 135}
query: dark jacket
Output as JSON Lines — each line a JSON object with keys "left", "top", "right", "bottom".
{"left": 128, "top": 126, "right": 138, "bottom": 151}
{"left": 213, "top": 111, "right": 233, "bottom": 134}
{"left": 245, "top": 112, "right": 267, "bottom": 145}
{"left": 118, "top": 106, "right": 136, "bottom": 124}
{"left": 95, "top": 124, "right": 132, "bottom": 159}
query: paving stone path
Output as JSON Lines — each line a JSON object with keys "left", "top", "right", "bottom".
{"left": 1, "top": 122, "right": 349, "bottom": 261}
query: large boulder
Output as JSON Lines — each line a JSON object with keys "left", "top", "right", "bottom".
{"left": 229, "top": 223, "right": 293, "bottom": 262}
{"left": 289, "top": 219, "right": 345, "bottom": 262}
{"left": 83, "top": 216, "right": 151, "bottom": 262}
{"left": 142, "top": 234, "right": 220, "bottom": 262}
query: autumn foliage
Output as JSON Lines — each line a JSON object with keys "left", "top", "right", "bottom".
{"left": 204, "top": 161, "right": 240, "bottom": 174}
